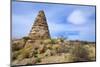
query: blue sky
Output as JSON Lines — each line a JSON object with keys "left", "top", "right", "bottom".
{"left": 12, "top": 1, "right": 96, "bottom": 42}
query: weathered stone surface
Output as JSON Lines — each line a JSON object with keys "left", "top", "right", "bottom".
{"left": 29, "top": 10, "right": 50, "bottom": 40}
{"left": 25, "top": 40, "right": 43, "bottom": 48}
{"left": 24, "top": 40, "right": 35, "bottom": 48}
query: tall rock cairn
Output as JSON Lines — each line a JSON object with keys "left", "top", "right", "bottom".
{"left": 29, "top": 10, "right": 50, "bottom": 40}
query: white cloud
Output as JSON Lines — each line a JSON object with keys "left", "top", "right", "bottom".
{"left": 67, "top": 10, "right": 87, "bottom": 25}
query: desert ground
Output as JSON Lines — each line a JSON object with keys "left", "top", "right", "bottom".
{"left": 12, "top": 37, "right": 96, "bottom": 66}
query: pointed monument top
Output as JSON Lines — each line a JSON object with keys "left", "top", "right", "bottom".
{"left": 39, "top": 10, "right": 44, "bottom": 13}
{"left": 29, "top": 10, "right": 50, "bottom": 40}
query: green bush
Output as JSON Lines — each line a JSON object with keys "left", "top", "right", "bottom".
{"left": 43, "top": 39, "right": 51, "bottom": 45}
{"left": 35, "top": 58, "right": 41, "bottom": 63}
{"left": 43, "top": 38, "right": 57, "bottom": 45}
{"left": 22, "top": 36, "right": 30, "bottom": 41}
{"left": 50, "top": 39, "right": 57, "bottom": 44}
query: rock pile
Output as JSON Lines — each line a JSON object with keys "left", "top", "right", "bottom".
{"left": 29, "top": 10, "right": 50, "bottom": 40}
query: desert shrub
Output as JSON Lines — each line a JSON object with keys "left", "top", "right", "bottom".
{"left": 50, "top": 50, "right": 57, "bottom": 56}
{"left": 70, "top": 44, "right": 90, "bottom": 61}
{"left": 52, "top": 44, "right": 61, "bottom": 54}
{"left": 33, "top": 50, "right": 38, "bottom": 58}
{"left": 12, "top": 42, "right": 19, "bottom": 51}
{"left": 34, "top": 54, "right": 38, "bottom": 58}
{"left": 22, "top": 36, "right": 30, "bottom": 41}
{"left": 56, "top": 37, "right": 67, "bottom": 46}
{"left": 34, "top": 47, "right": 39, "bottom": 50}
{"left": 57, "top": 45, "right": 71, "bottom": 53}
{"left": 12, "top": 51, "right": 20, "bottom": 60}
{"left": 43, "top": 38, "right": 57, "bottom": 45}
{"left": 58, "top": 38, "right": 65, "bottom": 43}
{"left": 33, "top": 47, "right": 44, "bottom": 58}
{"left": 22, "top": 36, "right": 31, "bottom": 45}
{"left": 35, "top": 57, "right": 41, "bottom": 63}
{"left": 12, "top": 40, "right": 25, "bottom": 51}
{"left": 44, "top": 49, "right": 52, "bottom": 56}
{"left": 50, "top": 39, "right": 57, "bottom": 44}
{"left": 44, "top": 38, "right": 57, "bottom": 45}
{"left": 52, "top": 45, "right": 60, "bottom": 50}
{"left": 63, "top": 53, "right": 75, "bottom": 62}
{"left": 46, "top": 44, "right": 52, "bottom": 50}
{"left": 84, "top": 45, "right": 96, "bottom": 61}
{"left": 43, "top": 39, "right": 52, "bottom": 45}
{"left": 31, "top": 54, "right": 42, "bottom": 63}
{"left": 14, "top": 45, "right": 34, "bottom": 60}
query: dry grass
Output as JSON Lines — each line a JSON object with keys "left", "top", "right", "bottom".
{"left": 12, "top": 38, "right": 96, "bottom": 65}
